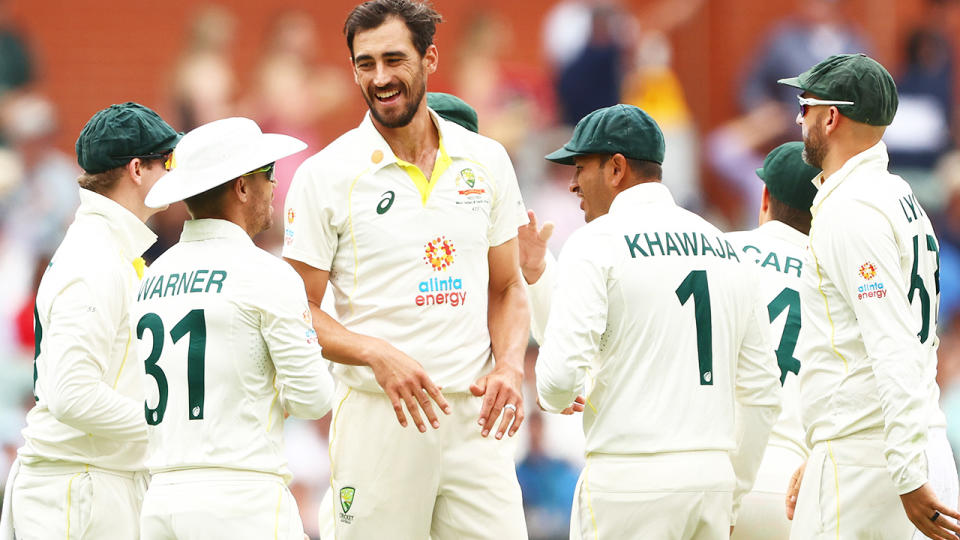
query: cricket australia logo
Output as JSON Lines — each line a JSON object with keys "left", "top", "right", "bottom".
{"left": 340, "top": 487, "right": 355, "bottom": 513}
{"left": 460, "top": 168, "right": 476, "bottom": 188}
{"left": 338, "top": 486, "right": 356, "bottom": 524}
{"left": 424, "top": 236, "right": 456, "bottom": 271}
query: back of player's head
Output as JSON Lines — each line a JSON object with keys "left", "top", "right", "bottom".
{"left": 756, "top": 142, "right": 820, "bottom": 234}
{"left": 344, "top": 0, "right": 442, "bottom": 59}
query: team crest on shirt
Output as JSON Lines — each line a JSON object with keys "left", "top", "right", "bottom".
{"left": 856, "top": 261, "right": 887, "bottom": 301}
{"left": 456, "top": 168, "right": 486, "bottom": 196}
{"left": 339, "top": 487, "right": 356, "bottom": 524}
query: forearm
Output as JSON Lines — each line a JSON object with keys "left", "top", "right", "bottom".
{"left": 488, "top": 278, "right": 528, "bottom": 375}
{"left": 308, "top": 301, "right": 407, "bottom": 373}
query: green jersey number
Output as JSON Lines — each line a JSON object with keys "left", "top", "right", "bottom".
{"left": 908, "top": 234, "right": 940, "bottom": 344}
{"left": 767, "top": 288, "right": 801, "bottom": 385}
{"left": 137, "top": 309, "right": 207, "bottom": 425}
{"left": 676, "top": 270, "right": 713, "bottom": 385}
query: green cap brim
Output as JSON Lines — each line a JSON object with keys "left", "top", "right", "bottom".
{"left": 777, "top": 76, "right": 804, "bottom": 89}
{"left": 755, "top": 167, "right": 765, "bottom": 180}
{"left": 545, "top": 147, "right": 581, "bottom": 165}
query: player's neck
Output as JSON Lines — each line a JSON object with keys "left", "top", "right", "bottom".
{"left": 374, "top": 106, "right": 439, "bottom": 164}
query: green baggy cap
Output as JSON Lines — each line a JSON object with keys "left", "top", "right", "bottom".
{"left": 546, "top": 104, "right": 665, "bottom": 165}
{"left": 777, "top": 53, "right": 898, "bottom": 126}
{"left": 756, "top": 142, "right": 820, "bottom": 210}
{"left": 76, "top": 102, "right": 181, "bottom": 174}
{"left": 428, "top": 92, "right": 479, "bottom": 134}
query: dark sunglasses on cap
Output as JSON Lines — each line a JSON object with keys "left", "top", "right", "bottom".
{"left": 112, "top": 150, "right": 175, "bottom": 171}
{"left": 242, "top": 162, "right": 276, "bottom": 183}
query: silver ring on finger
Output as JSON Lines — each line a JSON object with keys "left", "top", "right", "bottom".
{"left": 503, "top": 403, "right": 517, "bottom": 412}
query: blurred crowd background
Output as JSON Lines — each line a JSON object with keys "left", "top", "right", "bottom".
{"left": 1, "top": 0, "right": 960, "bottom": 538}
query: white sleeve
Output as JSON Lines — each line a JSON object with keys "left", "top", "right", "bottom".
{"left": 487, "top": 143, "right": 529, "bottom": 247}
{"left": 730, "top": 287, "right": 782, "bottom": 524}
{"left": 42, "top": 277, "right": 147, "bottom": 442}
{"left": 526, "top": 251, "right": 557, "bottom": 345}
{"left": 282, "top": 157, "right": 341, "bottom": 271}
{"left": 258, "top": 264, "right": 335, "bottom": 419}
{"left": 814, "top": 203, "right": 929, "bottom": 494}
{"left": 535, "top": 230, "right": 607, "bottom": 413}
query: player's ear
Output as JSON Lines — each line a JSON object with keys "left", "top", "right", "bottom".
{"left": 234, "top": 176, "right": 250, "bottom": 203}
{"left": 608, "top": 153, "right": 627, "bottom": 188}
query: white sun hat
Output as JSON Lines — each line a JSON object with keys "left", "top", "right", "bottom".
{"left": 145, "top": 117, "right": 307, "bottom": 208}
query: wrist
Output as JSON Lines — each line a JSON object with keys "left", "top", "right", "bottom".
{"left": 521, "top": 261, "right": 546, "bottom": 285}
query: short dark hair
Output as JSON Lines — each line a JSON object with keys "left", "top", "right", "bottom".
{"left": 184, "top": 179, "right": 234, "bottom": 219}
{"left": 625, "top": 158, "right": 662, "bottom": 181}
{"left": 768, "top": 193, "right": 812, "bottom": 235}
{"left": 344, "top": 0, "right": 442, "bottom": 59}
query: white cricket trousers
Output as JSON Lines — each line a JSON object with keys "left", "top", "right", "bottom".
{"left": 323, "top": 386, "right": 527, "bottom": 540}
{"left": 140, "top": 468, "right": 304, "bottom": 540}
{"left": 570, "top": 451, "right": 735, "bottom": 540}
{"left": 790, "top": 428, "right": 959, "bottom": 540}
{"left": 732, "top": 444, "right": 806, "bottom": 540}
{"left": 11, "top": 460, "right": 145, "bottom": 540}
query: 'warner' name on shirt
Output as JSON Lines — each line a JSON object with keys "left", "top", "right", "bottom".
{"left": 624, "top": 232, "right": 740, "bottom": 261}
{"left": 137, "top": 269, "right": 228, "bottom": 301}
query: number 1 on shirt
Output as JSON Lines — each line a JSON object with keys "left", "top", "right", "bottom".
{"left": 676, "top": 270, "right": 713, "bottom": 385}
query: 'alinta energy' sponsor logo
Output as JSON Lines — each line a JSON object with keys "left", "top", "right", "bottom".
{"left": 856, "top": 261, "right": 886, "bottom": 300}
{"left": 417, "top": 236, "right": 466, "bottom": 307}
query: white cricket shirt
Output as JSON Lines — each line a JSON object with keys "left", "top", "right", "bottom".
{"left": 19, "top": 189, "right": 156, "bottom": 471}
{"left": 727, "top": 221, "right": 809, "bottom": 459}
{"left": 134, "top": 219, "right": 335, "bottom": 481}
{"left": 797, "top": 141, "right": 945, "bottom": 494}
{"left": 282, "top": 111, "right": 527, "bottom": 393}
{"left": 535, "top": 183, "right": 781, "bottom": 511}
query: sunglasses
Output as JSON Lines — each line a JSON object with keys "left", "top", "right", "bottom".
{"left": 242, "top": 162, "right": 276, "bottom": 182}
{"left": 113, "top": 151, "right": 175, "bottom": 171}
{"left": 797, "top": 96, "right": 855, "bottom": 117}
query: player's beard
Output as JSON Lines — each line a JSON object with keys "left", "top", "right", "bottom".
{"left": 802, "top": 123, "right": 828, "bottom": 168}
{"left": 364, "top": 70, "right": 426, "bottom": 129}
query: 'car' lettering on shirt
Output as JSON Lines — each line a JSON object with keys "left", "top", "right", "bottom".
{"left": 137, "top": 270, "right": 228, "bottom": 301}
{"left": 740, "top": 245, "right": 802, "bottom": 278}
{"left": 624, "top": 232, "right": 739, "bottom": 261}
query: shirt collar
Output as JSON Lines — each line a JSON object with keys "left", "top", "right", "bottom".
{"left": 757, "top": 220, "right": 808, "bottom": 249}
{"left": 810, "top": 140, "right": 889, "bottom": 208}
{"left": 357, "top": 109, "right": 469, "bottom": 174}
{"left": 180, "top": 218, "right": 254, "bottom": 245}
{"left": 76, "top": 188, "right": 157, "bottom": 261}
{"left": 609, "top": 182, "right": 676, "bottom": 214}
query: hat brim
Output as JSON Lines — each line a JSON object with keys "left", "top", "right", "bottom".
{"left": 145, "top": 133, "right": 307, "bottom": 208}
{"left": 777, "top": 76, "right": 805, "bottom": 89}
{"left": 755, "top": 167, "right": 765, "bottom": 180}
{"left": 545, "top": 147, "right": 583, "bottom": 165}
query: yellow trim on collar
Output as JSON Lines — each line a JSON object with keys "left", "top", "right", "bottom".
{"left": 395, "top": 137, "right": 452, "bottom": 206}
{"left": 132, "top": 257, "right": 146, "bottom": 280}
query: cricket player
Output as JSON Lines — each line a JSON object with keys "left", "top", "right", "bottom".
{"left": 133, "top": 117, "right": 335, "bottom": 539}
{"left": 3, "top": 103, "right": 179, "bottom": 539}
{"left": 532, "top": 104, "right": 782, "bottom": 539}
{"left": 282, "top": 1, "right": 530, "bottom": 538}
{"left": 779, "top": 53, "right": 960, "bottom": 539}
{"left": 726, "top": 142, "right": 819, "bottom": 540}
